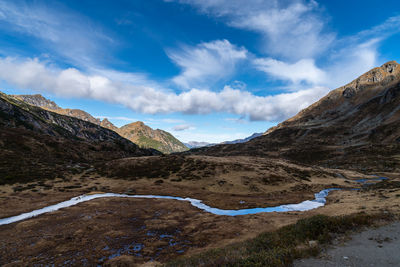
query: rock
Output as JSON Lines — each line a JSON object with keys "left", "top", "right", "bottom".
{"left": 308, "top": 240, "right": 318, "bottom": 247}
{"left": 343, "top": 87, "right": 356, "bottom": 98}
{"left": 13, "top": 94, "right": 60, "bottom": 110}
{"left": 384, "top": 61, "right": 398, "bottom": 73}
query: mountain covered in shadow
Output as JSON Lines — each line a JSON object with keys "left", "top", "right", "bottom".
{"left": 0, "top": 92, "right": 159, "bottom": 184}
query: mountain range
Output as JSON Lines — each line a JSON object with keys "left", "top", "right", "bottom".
{"left": 184, "top": 132, "right": 263, "bottom": 148}
{"left": 13, "top": 94, "right": 188, "bottom": 154}
{"left": 1, "top": 61, "right": 400, "bottom": 185}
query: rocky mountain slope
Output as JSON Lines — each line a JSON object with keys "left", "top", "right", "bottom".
{"left": 0, "top": 92, "right": 158, "bottom": 184}
{"left": 14, "top": 94, "right": 101, "bottom": 124}
{"left": 192, "top": 61, "right": 400, "bottom": 172}
{"left": 119, "top": 121, "right": 188, "bottom": 153}
{"left": 14, "top": 94, "right": 188, "bottom": 154}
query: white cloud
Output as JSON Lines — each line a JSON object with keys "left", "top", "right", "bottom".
{"left": 168, "top": 0, "right": 334, "bottom": 59}
{"left": 172, "top": 124, "right": 195, "bottom": 131}
{"left": 167, "top": 39, "right": 247, "bottom": 88}
{"left": 146, "top": 118, "right": 187, "bottom": 124}
{"left": 168, "top": 1, "right": 400, "bottom": 92}
{"left": 89, "top": 68, "right": 160, "bottom": 89}
{"left": 253, "top": 15, "right": 400, "bottom": 89}
{"left": 254, "top": 58, "right": 327, "bottom": 85}
{"left": 0, "top": 57, "right": 329, "bottom": 122}
{"left": 225, "top": 117, "right": 248, "bottom": 124}
{"left": 162, "top": 118, "right": 186, "bottom": 124}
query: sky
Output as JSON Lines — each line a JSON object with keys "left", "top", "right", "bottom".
{"left": 0, "top": 0, "right": 400, "bottom": 143}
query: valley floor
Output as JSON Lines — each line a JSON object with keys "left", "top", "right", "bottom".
{"left": 0, "top": 160, "right": 399, "bottom": 266}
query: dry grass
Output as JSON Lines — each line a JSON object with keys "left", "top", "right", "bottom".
{"left": 165, "top": 212, "right": 395, "bottom": 267}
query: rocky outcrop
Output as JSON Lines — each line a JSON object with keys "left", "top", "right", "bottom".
{"left": 14, "top": 94, "right": 101, "bottom": 125}
{"left": 54, "top": 109, "right": 101, "bottom": 125}
{"left": 14, "top": 94, "right": 60, "bottom": 110}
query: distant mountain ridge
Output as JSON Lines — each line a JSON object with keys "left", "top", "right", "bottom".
{"left": 184, "top": 141, "right": 213, "bottom": 149}
{"left": 184, "top": 132, "right": 263, "bottom": 148}
{"left": 221, "top": 133, "right": 263, "bottom": 144}
{"left": 13, "top": 94, "right": 188, "bottom": 154}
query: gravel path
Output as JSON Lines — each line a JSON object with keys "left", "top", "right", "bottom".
{"left": 294, "top": 221, "right": 400, "bottom": 267}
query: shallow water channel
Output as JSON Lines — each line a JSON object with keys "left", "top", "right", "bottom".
{"left": 0, "top": 177, "right": 386, "bottom": 225}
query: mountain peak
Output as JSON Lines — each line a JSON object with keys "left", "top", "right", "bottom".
{"left": 120, "top": 121, "right": 150, "bottom": 132}
{"left": 130, "top": 121, "right": 146, "bottom": 127}
{"left": 100, "top": 118, "right": 119, "bottom": 132}
{"left": 119, "top": 121, "right": 188, "bottom": 153}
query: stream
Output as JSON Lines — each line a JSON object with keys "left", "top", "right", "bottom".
{"left": 0, "top": 177, "right": 387, "bottom": 226}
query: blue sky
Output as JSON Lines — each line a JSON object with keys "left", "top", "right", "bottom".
{"left": 0, "top": 0, "right": 399, "bottom": 143}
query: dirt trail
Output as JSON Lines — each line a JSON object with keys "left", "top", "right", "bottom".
{"left": 295, "top": 221, "right": 400, "bottom": 267}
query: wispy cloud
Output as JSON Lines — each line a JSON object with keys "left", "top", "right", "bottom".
{"left": 167, "top": 39, "right": 247, "bottom": 89}
{"left": 0, "top": 1, "right": 114, "bottom": 68}
{"left": 167, "top": 0, "right": 334, "bottom": 60}
{"left": 168, "top": 1, "right": 400, "bottom": 91}
{"left": 2, "top": 0, "right": 400, "bottom": 126}
{"left": 172, "top": 124, "right": 195, "bottom": 131}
